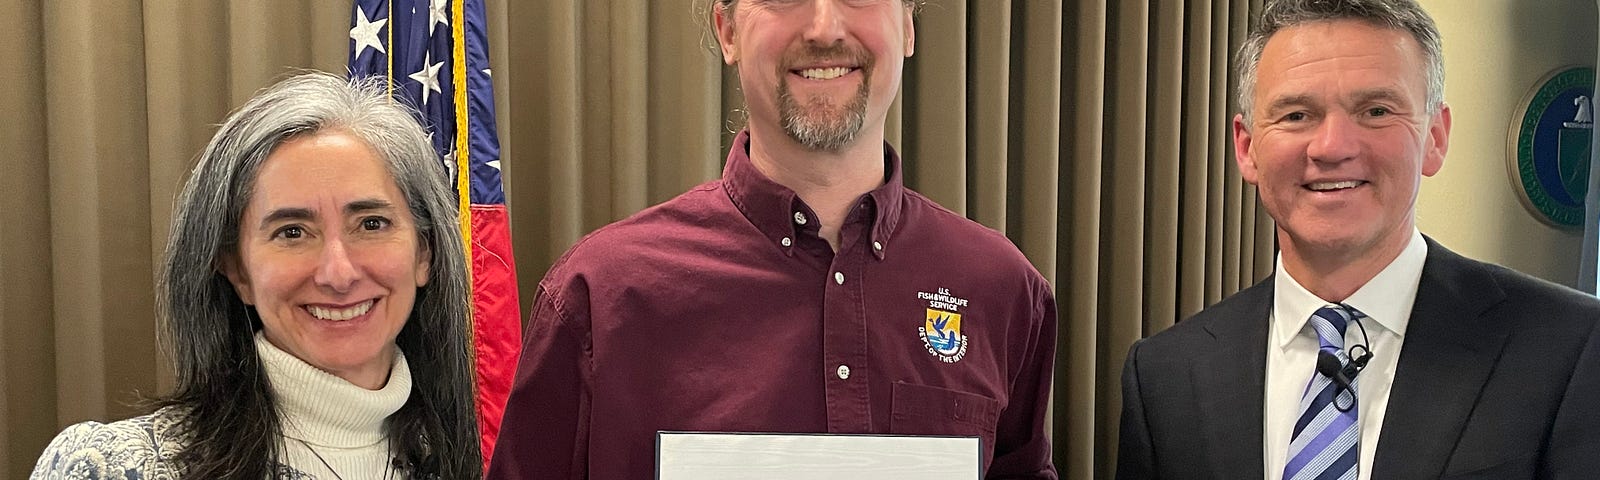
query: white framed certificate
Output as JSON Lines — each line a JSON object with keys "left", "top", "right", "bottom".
{"left": 656, "top": 431, "right": 981, "bottom": 480}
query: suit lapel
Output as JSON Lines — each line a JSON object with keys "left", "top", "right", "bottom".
{"left": 1196, "top": 279, "right": 1273, "bottom": 479}
{"left": 1372, "top": 239, "right": 1511, "bottom": 478}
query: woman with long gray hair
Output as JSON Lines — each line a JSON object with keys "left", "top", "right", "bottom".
{"left": 31, "top": 71, "right": 482, "bottom": 479}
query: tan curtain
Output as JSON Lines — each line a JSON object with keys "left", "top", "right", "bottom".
{"left": 0, "top": 1, "right": 1273, "bottom": 478}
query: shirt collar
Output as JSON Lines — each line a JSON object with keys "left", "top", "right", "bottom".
{"left": 1273, "top": 229, "right": 1427, "bottom": 348}
{"left": 720, "top": 130, "right": 905, "bottom": 259}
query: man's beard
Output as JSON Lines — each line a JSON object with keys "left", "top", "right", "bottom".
{"left": 776, "top": 46, "right": 873, "bottom": 152}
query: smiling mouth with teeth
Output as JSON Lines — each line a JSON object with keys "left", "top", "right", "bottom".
{"left": 1307, "top": 180, "right": 1364, "bottom": 192}
{"left": 306, "top": 300, "right": 374, "bottom": 321}
{"left": 797, "top": 67, "right": 855, "bottom": 80}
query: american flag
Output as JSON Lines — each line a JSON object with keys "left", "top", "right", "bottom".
{"left": 348, "top": 0, "right": 522, "bottom": 467}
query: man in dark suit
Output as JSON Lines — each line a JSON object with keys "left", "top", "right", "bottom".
{"left": 1116, "top": 0, "right": 1600, "bottom": 479}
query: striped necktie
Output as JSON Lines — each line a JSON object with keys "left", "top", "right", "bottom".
{"left": 1283, "top": 304, "right": 1362, "bottom": 480}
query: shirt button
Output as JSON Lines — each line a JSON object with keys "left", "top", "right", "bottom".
{"left": 873, "top": 241, "right": 883, "bottom": 251}
{"left": 836, "top": 365, "right": 851, "bottom": 380}
{"left": 834, "top": 272, "right": 845, "bottom": 284}
{"left": 793, "top": 212, "right": 808, "bottom": 225}
{"left": 781, "top": 237, "right": 792, "bottom": 247}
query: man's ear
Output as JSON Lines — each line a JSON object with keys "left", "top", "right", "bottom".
{"left": 1422, "top": 103, "right": 1451, "bottom": 177}
{"left": 713, "top": 2, "right": 738, "bottom": 65}
{"left": 1232, "top": 113, "right": 1260, "bottom": 185}
{"left": 903, "top": 4, "right": 916, "bottom": 57}
{"left": 219, "top": 252, "right": 255, "bottom": 305}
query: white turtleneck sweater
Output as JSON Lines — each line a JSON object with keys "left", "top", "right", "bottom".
{"left": 257, "top": 333, "right": 412, "bottom": 479}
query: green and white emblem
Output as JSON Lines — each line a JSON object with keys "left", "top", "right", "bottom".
{"left": 1510, "top": 66, "right": 1595, "bottom": 228}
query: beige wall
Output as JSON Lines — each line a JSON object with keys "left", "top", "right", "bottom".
{"left": 1418, "top": 0, "right": 1596, "bottom": 289}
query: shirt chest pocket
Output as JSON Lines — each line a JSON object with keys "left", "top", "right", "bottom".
{"left": 889, "top": 381, "right": 1000, "bottom": 452}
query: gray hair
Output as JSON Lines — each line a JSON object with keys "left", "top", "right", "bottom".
{"left": 1235, "top": 0, "right": 1444, "bottom": 122}
{"left": 158, "top": 71, "right": 480, "bottom": 478}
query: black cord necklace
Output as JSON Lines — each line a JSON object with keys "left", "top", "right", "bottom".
{"left": 296, "top": 437, "right": 393, "bottom": 480}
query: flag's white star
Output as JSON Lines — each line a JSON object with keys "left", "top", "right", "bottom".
{"left": 410, "top": 51, "right": 444, "bottom": 105}
{"left": 486, "top": 159, "right": 502, "bottom": 171}
{"left": 428, "top": 0, "right": 450, "bottom": 32}
{"left": 350, "top": 7, "right": 387, "bottom": 57}
{"left": 483, "top": 68, "right": 492, "bottom": 77}
{"left": 443, "top": 146, "right": 459, "bottom": 180}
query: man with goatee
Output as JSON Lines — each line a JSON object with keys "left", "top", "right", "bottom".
{"left": 488, "top": 1, "right": 1057, "bottom": 478}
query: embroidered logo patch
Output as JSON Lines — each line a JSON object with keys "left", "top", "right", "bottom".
{"left": 917, "top": 288, "right": 970, "bottom": 363}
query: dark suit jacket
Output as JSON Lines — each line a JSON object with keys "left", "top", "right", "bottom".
{"left": 1116, "top": 238, "right": 1600, "bottom": 479}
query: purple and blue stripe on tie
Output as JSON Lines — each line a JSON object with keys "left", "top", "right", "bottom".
{"left": 1283, "top": 305, "right": 1362, "bottom": 480}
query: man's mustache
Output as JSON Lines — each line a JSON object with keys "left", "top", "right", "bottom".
{"left": 779, "top": 44, "right": 874, "bottom": 72}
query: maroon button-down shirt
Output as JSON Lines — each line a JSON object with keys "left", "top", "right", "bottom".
{"left": 488, "top": 131, "right": 1057, "bottom": 479}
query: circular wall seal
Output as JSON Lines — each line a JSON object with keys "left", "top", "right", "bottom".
{"left": 1509, "top": 66, "right": 1595, "bottom": 229}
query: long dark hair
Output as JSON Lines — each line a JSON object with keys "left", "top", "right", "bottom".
{"left": 155, "top": 72, "right": 481, "bottom": 479}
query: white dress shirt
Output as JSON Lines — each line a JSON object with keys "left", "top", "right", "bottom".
{"left": 1263, "top": 229, "right": 1427, "bottom": 480}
